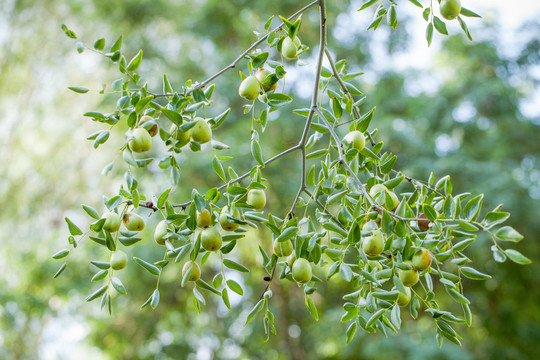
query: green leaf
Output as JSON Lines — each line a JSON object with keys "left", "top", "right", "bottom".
{"left": 222, "top": 288, "right": 231, "bottom": 310}
{"left": 223, "top": 259, "right": 249, "bottom": 273}
{"left": 111, "top": 277, "right": 127, "bottom": 295}
{"left": 276, "top": 226, "right": 298, "bottom": 242}
{"left": 422, "top": 204, "right": 437, "bottom": 222}
{"left": 157, "top": 187, "right": 172, "bottom": 208}
{"left": 86, "top": 285, "right": 108, "bottom": 302}
{"left": 213, "top": 157, "right": 226, "bottom": 182}
{"left": 93, "top": 38, "right": 105, "bottom": 50}
{"left": 227, "top": 280, "right": 244, "bottom": 296}
{"left": 460, "top": 7, "right": 481, "bottom": 18}
{"left": 251, "top": 140, "right": 264, "bottom": 167}
{"left": 460, "top": 267, "right": 491, "bottom": 280}
{"left": 359, "top": 0, "right": 378, "bottom": 11}
{"left": 366, "top": 308, "right": 385, "bottom": 328}
{"left": 64, "top": 217, "right": 83, "bottom": 236}
{"left": 426, "top": 23, "right": 433, "bottom": 46}
{"left": 267, "top": 93, "right": 292, "bottom": 108}
{"left": 151, "top": 289, "right": 160, "bottom": 309}
{"left": 433, "top": 16, "right": 448, "bottom": 35}
{"left": 458, "top": 16, "right": 473, "bottom": 41}
{"left": 463, "top": 194, "right": 483, "bottom": 220}
{"left": 245, "top": 299, "right": 265, "bottom": 325}
{"left": 495, "top": 226, "right": 523, "bottom": 243}
{"left": 445, "top": 287, "right": 470, "bottom": 304}
{"left": 133, "top": 257, "right": 161, "bottom": 275}
{"left": 305, "top": 296, "right": 319, "bottom": 321}
{"left": 482, "top": 211, "right": 510, "bottom": 230}
{"left": 68, "top": 86, "right": 89, "bottom": 94}
{"left": 53, "top": 263, "right": 67, "bottom": 278}
{"left": 82, "top": 204, "right": 100, "bottom": 219}
{"left": 52, "top": 249, "right": 70, "bottom": 259}
{"left": 127, "top": 50, "right": 143, "bottom": 71}
{"left": 339, "top": 263, "right": 353, "bottom": 282}
{"left": 505, "top": 249, "right": 532, "bottom": 265}
{"left": 252, "top": 52, "right": 269, "bottom": 69}
{"left": 61, "top": 24, "right": 77, "bottom": 39}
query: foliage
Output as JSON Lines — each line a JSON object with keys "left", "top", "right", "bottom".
{"left": 52, "top": 0, "right": 531, "bottom": 349}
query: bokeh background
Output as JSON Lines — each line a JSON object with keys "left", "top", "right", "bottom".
{"left": 1, "top": 0, "right": 539, "bottom": 359}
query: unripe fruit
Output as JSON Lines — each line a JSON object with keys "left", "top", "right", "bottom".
{"left": 344, "top": 130, "right": 366, "bottom": 151}
{"left": 190, "top": 117, "right": 212, "bottom": 144}
{"left": 238, "top": 76, "right": 261, "bottom": 101}
{"left": 369, "top": 184, "right": 399, "bottom": 210}
{"left": 219, "top": 206, "right": 240, "bottom": 231}
{"left": 111, "top": 250, "right": 128, "bottom": 270}
{"left": 417, "top": 213, "right": 430, "bottom": 232}
{"left": 366, "top": 260, "right": 383, "bottom": 271}
{"left": 412, "top": 248, "right": 432, "bottom": 271}
{"left": 154, "top": 220, "right": 168, "bottom": 245}
{"left": 197, "top": 209, "right": 212, "bottom": 228}
{"left": 440, "top": 0, "right": 461, "bottom": 20}
{"left": 369, "top": 184, "right": 388, "bottom": 198}
{"left": 255, "top": 68, "right": 277, "bottom": 92}
{"left": 201, "top": 227, "right": 222, "bottom": 252}
{"left": 287, "top": 252, "right": 297, "bottom": 268}
{"left": 388, "top": 191, "right": 400, "bottom": 211}
{"left": 362, "top": 229, "right": 384, "bottom": 257}
{"left": 123, "top": 213, "right": 145, "bottom": 231}
{"left": 102, "top": 211, "right": 121, "bottom": 232}
{"left": 169, "top": 124, "right": 191, "bottom": 143}
{"left": 140, "top": 115, "right": 159, "bottom": 137}
{"left": 399, "top": 264, "right": 419, "bottom": 287}
{"left": 292, "top": 258, "right": 312, "bottom": 284}
{"left": 396, "top": 287, "right": 412, "bottom": 307}
{"left": 274, "top": 240, "right": 294, "bottom": 257}
{"left": 129, "top": 127, "right": 152, "bottom": 153}
{"left": 281, "top": 36, "right": 301, "bottom": 60}
{"left": 182, "top": 261, "right": 201, "bottom": 282}
{"left": 247, "top": 189, "right": 266, "bottom": 210}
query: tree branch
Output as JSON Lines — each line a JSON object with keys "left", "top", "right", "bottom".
{"left": 313, "top": 107, "right": 423, "bottom": 222}
{"left": 151, "top": 1, "right": 320, "bottom": 98}
{"left": 287, "top": 0, "right": 327, "bottom": 217}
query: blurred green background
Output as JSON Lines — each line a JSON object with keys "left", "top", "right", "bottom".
{"left": 1, "top": 0, "right": 539, "bottom": 359}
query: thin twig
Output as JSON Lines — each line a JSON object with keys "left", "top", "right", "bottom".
{"left": 287, "top": 0, "right": 327, "bottom": 217}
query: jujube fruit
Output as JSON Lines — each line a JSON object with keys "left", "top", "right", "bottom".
{"left": 111, "top": 250, "right": 128, "bottom": 270}
{"left": 123, "top": 213, "right": 145, "bottom": 231}
{"left": 281, "top": 36, "right": 301, "bottom": 60}
{"left": 129, "top": 127, "right": 152, "bottom": 153}
{"left": 396, "top": 287, "right": 412, "bottom": 307}
{"left": 201, "top": 227, "right": 222, "bottom": 252}
{"left": 102, "top": 211, "right": 121, "bottom": 232}
{"left": 182, "top": 261, "right": 201, "bottom": 282}
{"left": 274, "top": 240, "right": 294, "bottom": 257}
{"left": 417, "top": 213, "right": 430, "bottom": 232}
{"left": 255, "top": 68, "right": 277, "bottom": 92}
{"left": 197, "top": 209, "right": 212, "bottom": 228}
{"left": 440, "top": 0, "right": 461, "bottom": 20}
{"left": 219, "top": 206, "right": 240, "bottom": 231}
{"left": 344, "top": 130, "right": 366, "bottom": 151}
{"left": 362, "top": 229, "right": 384, "bottom": 257}
{"left": 399, "top": 263, "right": 419, "bottom": 287}
{"left": 169, "top": 123, "right": 191, "bottom": 144}
{"left": 412, "top": 248, "right": 432, "bottom": 271}
{"left": 140, "top": 115, "right": 158, "bottom": 137}
{"left": 154, "top": 220, "right": 168, "bottom": 245}
{"left": 247, "top": 189, "right": 266, "bottom": 210}
{"left": 190, "top": 117, "right": 212, "bottom": 144}
{"left": 238, "top": 76, "right": 261, "bottom": 101}
{"left": 292, "top": 258, "right": 312, "bottom": 284}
